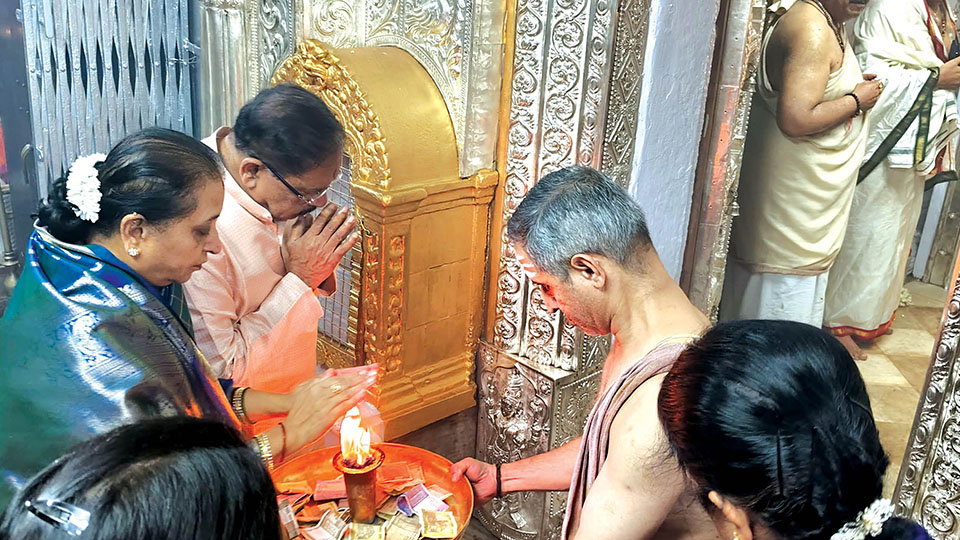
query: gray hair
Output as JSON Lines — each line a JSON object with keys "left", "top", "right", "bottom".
{"left": 506, "top": 166, "right": 652, "bottom": 279}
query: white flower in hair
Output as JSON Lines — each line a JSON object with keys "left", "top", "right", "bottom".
{"left": 830, "top": 499, "right": 895, "bottom": 540}
{"left": 66, "top": 153, "right": 107, "bottom": 223}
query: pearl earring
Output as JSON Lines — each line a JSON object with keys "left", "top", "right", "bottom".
{"left": 733, "top": 533, "right": 741, "bottom": 540}
{"left": 127, "top": 247, "right": 140, "bottom": 257}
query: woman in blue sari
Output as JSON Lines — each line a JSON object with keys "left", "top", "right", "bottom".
{"left": 0, "top": 128, "right": 376, "bottom": 505}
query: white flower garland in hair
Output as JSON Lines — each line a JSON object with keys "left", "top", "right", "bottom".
{"left": 830, "top": 499, "right": 895, "bottom": 540}
{"left": 65, "top": 153, "right": 107, "bottom": 223}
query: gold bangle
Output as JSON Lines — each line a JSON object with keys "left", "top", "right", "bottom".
{"left": 254, "top": 433, "right": 275, "bottom": 471}
{"left": 231, "top": 386, "right": 253, "bottom": 424}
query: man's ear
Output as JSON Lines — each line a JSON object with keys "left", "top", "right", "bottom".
{"left": 569, "top": 253, "right": 605, "bottom": 289}
{"left": 238, "top": 157, "right": 264, "bottom": 190}
{"left": 708, "top": 491, "right": 753, "bottom": 540}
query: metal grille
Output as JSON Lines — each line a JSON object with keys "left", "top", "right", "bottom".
{"left": 318, "top": 157, "right": 357, "bottom": 346}
{"left": 20, "top": 0, "right": 195, "bottom": 198}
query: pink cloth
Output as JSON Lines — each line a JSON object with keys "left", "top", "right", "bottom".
{"left": 561, "top": 341, "right": 686, "bottom": 540}
{"left": 184, "top": 127, "right": 334, "bottom": 394}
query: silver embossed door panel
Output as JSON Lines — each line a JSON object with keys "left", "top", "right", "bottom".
{"left": 20, "top": 0, "right": 195, "bottom": 198}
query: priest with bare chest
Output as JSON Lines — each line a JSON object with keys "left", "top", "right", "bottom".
{"left": 451, "top": 166, "right": 716, "bottom": 539}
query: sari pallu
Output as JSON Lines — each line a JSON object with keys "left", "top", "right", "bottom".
{"left": 0, "top": 229, "right": 237, "bottom": 505}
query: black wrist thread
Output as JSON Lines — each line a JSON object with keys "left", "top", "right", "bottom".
{"left": 496, "top": 463, "right": 503, "bottom": 499}
{"left": 847, "top": 92, "right": 862, "bottom": 117}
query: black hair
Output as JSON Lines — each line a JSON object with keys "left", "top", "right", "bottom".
{"left": 505, "top": 165, "right": 653, "bottom": 278}
{"left": 0, "top": 417, "right": 281, "bottom": 540}
{"left": 658, "top": 320, "right": 931, "bottom": 540}
{"left": 37, "top": 127, "right": 222, "bottom": 245}
{"left": 232, "top": 83, "right": 345, "bottom": 177}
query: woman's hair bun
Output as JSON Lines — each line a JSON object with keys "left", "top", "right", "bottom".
{"left": 36, "top": 174, "right": 95, "bottom": 245}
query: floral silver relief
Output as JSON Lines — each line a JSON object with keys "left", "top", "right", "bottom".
{"left": 896, "top": 284, "right": 960, "bottom": 538}
{"left": 484, "top": 0, "right": 641, "bottom": 535}
{"left": 259, "top": 0, "right": 295, "bottom": 91}
{"left": 599, "top": 0, "right": 650, "bottom": 187}
{"left": 513, "top": 0, "right": 616, "bottom": 372}
{"left": 493, "top": 0, "right": 547, "bottom": 356}
{"left": 305, "top": 0, "right": 359, "bottom": 47}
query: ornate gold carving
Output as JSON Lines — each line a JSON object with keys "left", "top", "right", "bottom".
{"left": 274, "top": 42, "right": 476, "bottom": 438}
{"left": 384, "top": 235, "right": 404, "bottom": 374}
{"left": 300, "top": 0, "right": 507, "bottom": 171}
{"left": 357, "top": 230, "right": 405, "bottom": 377}
{"left": 271, "top": 40, "right": 393, "bottom": 191}
{"left": 317, "top": 334, "right": 356, "bottom": 369}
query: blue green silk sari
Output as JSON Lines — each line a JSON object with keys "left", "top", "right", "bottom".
{"left": 0, "top": 228, "right": 238, "bottom": 505}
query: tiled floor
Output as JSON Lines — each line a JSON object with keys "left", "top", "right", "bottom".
{"left": 859, "top": 280, "right": 949, "bottom": 497}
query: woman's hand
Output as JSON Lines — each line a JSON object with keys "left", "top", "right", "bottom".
{"left": 283, "top": 365, "right": 379, "bottom": 453}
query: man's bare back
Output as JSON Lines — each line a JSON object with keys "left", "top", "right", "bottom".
{"left": 568, "top": 373, "right": 716, "bottom": 540}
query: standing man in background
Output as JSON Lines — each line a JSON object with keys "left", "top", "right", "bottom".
{"left": 722, "top": 0, "right": 882, "bottom": 325}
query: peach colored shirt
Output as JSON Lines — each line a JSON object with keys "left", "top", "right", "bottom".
{"left": 184, "top": 127, "right": 334, "bottom": 393}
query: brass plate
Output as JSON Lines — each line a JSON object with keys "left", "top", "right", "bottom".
{"left": 272, "top": 442, "right": 474, "bottom": 538}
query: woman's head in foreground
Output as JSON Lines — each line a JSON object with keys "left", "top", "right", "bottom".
{"left": 0, "top": 417, "right": 280, "bottom": 540}
{"left": 658, "top": 320, "right": 930, "bottom": 540}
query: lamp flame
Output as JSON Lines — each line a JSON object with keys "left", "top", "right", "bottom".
{"left": 340, "top": 406, "right": 373, "bottom": 468}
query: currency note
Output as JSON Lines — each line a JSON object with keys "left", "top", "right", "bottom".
{"left": 377, "top": 496, "right": 400, "bottom": 520}
{"left": 298, "top": 501, "right": 339, "bottom": 524}
{"left": 277, "top": 480, "right": 313, "bottom": 494}
{"left": 278, "top": 498, "right": 300, "bottom": 539}
{"left": 382, "top": 480, "right": 420, "bottom": 496}
{"left": 317, "top": 509, "right": 348, "bottom": 539}
{"left": 301, "top": 525, "right": 338, "bottom": 540}
{"left": 406, "top": 463, "right": 424, "bottom": 484}
{"left": 397, "top": 484, "right": 449, "bottom": 517}
{"left": 426, "top": 484, "right": 453, "bottom": 501}
{"left": 314, "top": 476, "right": 347, "bottom": 501}
{"left": 349, "top": 523, "right": 385, "bottom": 540}
{"left": 378, "top": 462, "right": 413, "bottom": 482}
{"left": 420, "top": 509, "right": 458, "bottom": 539}
{"left": 384, "top": 515, "right": 420, "bottom": 540}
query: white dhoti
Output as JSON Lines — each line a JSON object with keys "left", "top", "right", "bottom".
{"left": 823, "top": 165, "right": 924, "bottom": 337}
{"left": 720, "top": 263, "right": 829, "bottom": 327}
{"left": 722, "top": 0, "right": 867, "bottom": 325}
{"left": 822, "top": 0, "right": 958, "bottom": 338}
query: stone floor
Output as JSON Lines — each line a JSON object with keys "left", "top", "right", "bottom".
{"left": 858, "top": 279, "right": 948, "bottom": 498}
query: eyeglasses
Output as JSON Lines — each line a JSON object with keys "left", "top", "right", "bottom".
{"left": 253, "top": 157, "right": 348, "bottom": 207}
